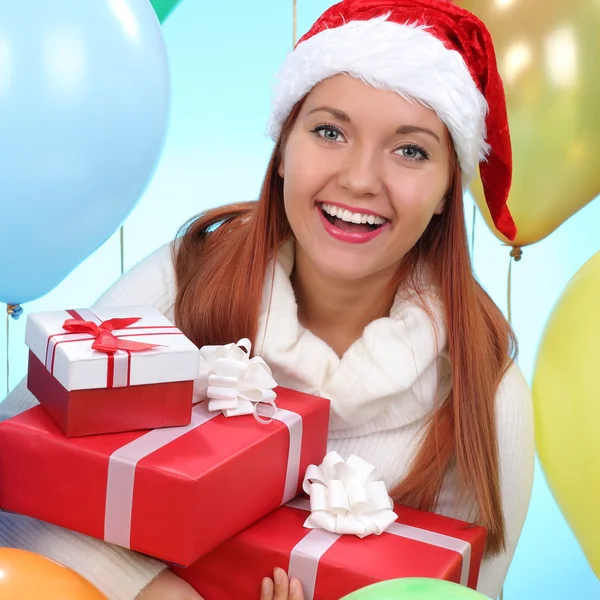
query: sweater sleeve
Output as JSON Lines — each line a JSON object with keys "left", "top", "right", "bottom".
{"left": 0, "top": 242, "right": 178, "bottom": 600}
{"left": 474, "top": 361, "right": 535, "bottom": 599}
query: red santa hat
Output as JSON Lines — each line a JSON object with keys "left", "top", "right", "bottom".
{"left": 267, "top": 0, "right": 516, "bottom": 241}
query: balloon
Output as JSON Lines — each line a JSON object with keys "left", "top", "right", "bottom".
{"left": 0, "top": 548, "right": 108, "bottom": 599}
{"left": 460, "top": 0, "right": 600, "bottom": 247}
{"left": 0, "top": 0, "right": 170, "bottom": 305}
{"left": 532, "top": 250, "right": 600, "bottom": 579}
{"left": 341, "top": 578, "right": 490, "bottom": 599}
{"left": 151, "top": 0, "right": 183, "bottom": 22}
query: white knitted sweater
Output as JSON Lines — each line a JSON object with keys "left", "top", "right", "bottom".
{"left": 0, "top": 242, "right": 534, "bottom": 600}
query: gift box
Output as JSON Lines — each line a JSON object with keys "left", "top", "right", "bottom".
{"left": 25, "top": 306, "right": 201, "bottom": 436}
{"left": 0, "top": 388, "right": 330, "bottom": 567}
{"left": 173, "top": 497, "right": 486, "bottom": 599}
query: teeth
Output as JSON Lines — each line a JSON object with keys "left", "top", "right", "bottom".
{"left": 321, "top": 203, "right": 387, "bottom": 225}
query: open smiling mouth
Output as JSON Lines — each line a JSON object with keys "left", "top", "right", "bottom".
{"left": 318, "top": 202, "right": 389, "bottom": 233}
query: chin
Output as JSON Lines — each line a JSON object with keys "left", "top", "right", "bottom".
{"left": 310, "top": 254, "right": 378, "bottom": 283}
{"left": 294, "top": 229, "right": 394, "bottom": 283}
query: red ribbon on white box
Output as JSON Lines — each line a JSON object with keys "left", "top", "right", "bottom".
{"left": 286, "top": 497, "right": 472, "bottom": 600}
{"left": 44, "top": 309, "right": 182, "bottom": 388}
{"left": 103, "top": 402, "right": 303, "bottom": 549}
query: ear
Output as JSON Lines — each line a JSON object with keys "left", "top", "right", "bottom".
{"left": 277, "top": 157, "right": 285, "bottom": 179}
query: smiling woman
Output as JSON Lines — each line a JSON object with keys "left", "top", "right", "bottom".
{"left": 168, "top": 2, "right": 532, "bottom": 598}
{"left": 0, "top": 1, "right": 534, "bottom": 600}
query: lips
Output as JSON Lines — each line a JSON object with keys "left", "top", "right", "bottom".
{"left": 316, "top": 204, "right": 390, "bottom": 244}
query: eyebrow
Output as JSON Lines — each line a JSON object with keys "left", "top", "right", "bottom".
{"left": 396, "top": 124, "right": 441, "bottom": 143}
{"left": 306, "top": 106, "right": 442, "bottom": 143}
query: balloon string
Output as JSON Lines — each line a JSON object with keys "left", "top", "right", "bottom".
{"left": 470, "top": 203, "right": 476, "bottom": 258}
{"left": 119, "top": 227, "right": 125, "bottom": 275}
{"left": 507, "top": 246, "right": 522, "bottom": 325}
{"left": 5, "top": 304, "right": 22, "bottom": 396}
{"left": 5, "top": 312, "right": 9, "bottom": 398}
{"left": 292, "top": 0, "right": 297, "bottom": 47}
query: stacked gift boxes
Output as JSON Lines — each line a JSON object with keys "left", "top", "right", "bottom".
{"left": 0, "top": 305, "right": 487, "bottom": 597}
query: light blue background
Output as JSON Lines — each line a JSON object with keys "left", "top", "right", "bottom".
{"left": 1, "top": 1, "right": 599, "bottom": 597}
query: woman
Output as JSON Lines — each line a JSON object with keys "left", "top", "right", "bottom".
{"left": 0, "top": 1, "right": 534, "bottom": 599}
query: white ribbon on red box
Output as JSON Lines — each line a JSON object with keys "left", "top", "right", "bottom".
{"left": 302, "top": 451, "right": 398, "bottom": 537}
{"left": 287, "top": 452, "right": 472, "bottom": 600}
{"left": 286, "top": 497, "right": 472, "bottom": 600}
{"left": 193, "top": 338, "right": 279, "bottom": 422}
{"left": 103, "top": 401, "right": 303, "bottom": 550}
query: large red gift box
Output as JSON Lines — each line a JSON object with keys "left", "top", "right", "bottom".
{"left": 173, "top": 497, "right": 486, "bottom": 599}
{"left": 25, "top": 306, "right": 202, "bottom": 436}
{"left": 0, "top": 390, "right": 330, "bottom": 567}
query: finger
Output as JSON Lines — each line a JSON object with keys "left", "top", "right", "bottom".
{"left": 289, "top": 578, "right": 305, "bottom": 600}
{"left": 260, "top": 577, "right": 274, "bottom": 600}
{"left": 273, "top": 567, "right": 289, "bottom": 599}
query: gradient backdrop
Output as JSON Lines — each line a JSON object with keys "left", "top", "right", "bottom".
{"left": 1, "top": 1, "right": 599, "bottom": 598}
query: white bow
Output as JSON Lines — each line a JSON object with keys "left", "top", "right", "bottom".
{"left": 302, "top": 451, "right": 398, "bottom": 537}
{"left": 193, "top": 338, "right": 278, "bottom": 423}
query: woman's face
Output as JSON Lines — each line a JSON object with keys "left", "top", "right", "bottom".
{"left": 279, "top": 74, "right": 452, "bottom": 284}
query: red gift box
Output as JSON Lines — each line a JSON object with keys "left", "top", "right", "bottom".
{"left": 25, "top": 306, "right": 202, "bottom": 436}
{"left": 0, "top": 389, "right": 330, "bottom": 567}
{"left": 173, "top": 497, "right": 486, "bottom": 599}
{"left": 27, "top": 352, "right": 194, "bottom": 437}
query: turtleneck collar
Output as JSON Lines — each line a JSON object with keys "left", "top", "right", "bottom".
{"left": 255, "top": 240, "right": 450, "bottom": 435}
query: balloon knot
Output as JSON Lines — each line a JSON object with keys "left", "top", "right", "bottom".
{"left": 7, "top": 304, "right": 23, "bottom": 320}
{"left": 509, "top": 246, "right": 523, "bottom": 262}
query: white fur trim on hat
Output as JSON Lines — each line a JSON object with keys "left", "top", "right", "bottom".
{"left": 266, "top": 15, "right": 490, "bottom": 184}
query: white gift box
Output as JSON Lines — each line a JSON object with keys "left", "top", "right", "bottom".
{"left": 26, "top": 306, "right": 201, "bottom": 391}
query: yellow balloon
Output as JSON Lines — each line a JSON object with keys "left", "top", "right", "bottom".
{"left": 460, "top": 0, "right": 600, "bottom": 247}
{"left": 532, "top": 251, "right": 600, "bottom": 579}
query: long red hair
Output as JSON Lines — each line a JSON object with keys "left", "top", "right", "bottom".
{"left": 174, "top": 99, "right": 516, "bottom": 555}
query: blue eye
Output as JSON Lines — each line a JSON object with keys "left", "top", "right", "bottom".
{"left": 396, "top": 143, "right": 429, "bottom": 161}
{"left": 310, "top": 124, "right": 345, "bottom": 143}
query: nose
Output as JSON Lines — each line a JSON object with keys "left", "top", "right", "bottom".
{"left": 337, "top": 143, "right": 383, "bottom": 197}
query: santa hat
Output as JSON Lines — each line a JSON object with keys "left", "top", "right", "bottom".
{"left": 267, "top": 0, "right": 516, "bottom": 241}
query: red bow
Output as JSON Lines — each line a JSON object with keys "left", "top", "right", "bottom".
{"left": 62, "top": 317, "right": 161, "bottom": 355}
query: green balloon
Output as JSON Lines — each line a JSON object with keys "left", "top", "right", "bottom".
{"left": 150, "top": 0, "right": 183, "bottom": 23}
{"left": 340, "top": 578, "right": 490, "bottom": 600}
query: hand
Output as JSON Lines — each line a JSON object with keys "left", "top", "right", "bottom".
{"left": 135, "top": 570, "right": 205, "bottom": 600}
{"left": 260, "top": 568, "right": 304, "bottom": 600}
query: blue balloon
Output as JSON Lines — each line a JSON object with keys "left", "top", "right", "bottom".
{"left": 0, "top": 0, "right": 170, "bottom": 305}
